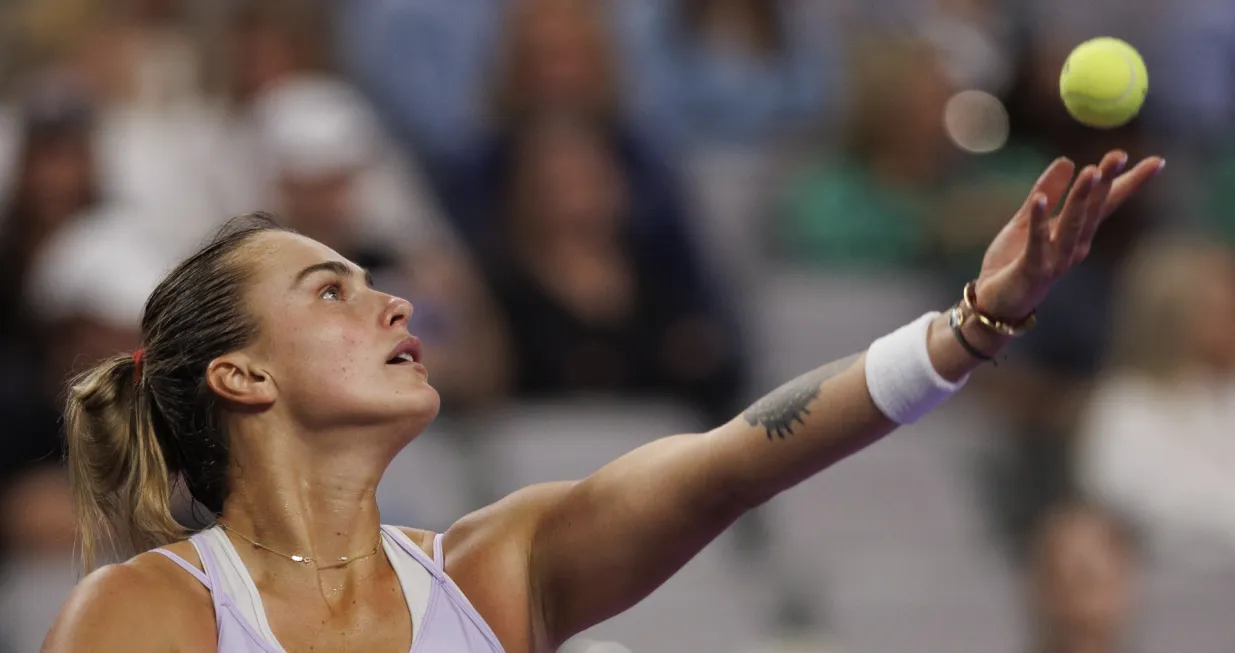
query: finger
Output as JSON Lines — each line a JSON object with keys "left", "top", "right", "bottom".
{"left": 1102, "top": 157, "right": 1166, "bottom": 220}
{"left": 1013, "top": 158, "right": 1076, "bottom": 223}
{"left": 1097, "top": 150, "right": 1129, "bottom": 179}
{"left": 1021, "top": 193, "right": 1052, "bottom": 271}
{"left": 1074, "top": 156, "right": 1122, "bottom": 261}
{"left": 1053, "top": 166, "right": 1101, "bottom": 262}
{"left": 1033, "top": 157, "right": 1078, "bottom": 213}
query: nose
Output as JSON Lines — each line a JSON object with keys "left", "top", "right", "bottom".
{"left": 382, "top": 295, "right": 412, "bottom": 329}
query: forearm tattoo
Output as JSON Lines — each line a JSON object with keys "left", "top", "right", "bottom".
{"left": 743, "top": 355, "right": 860, "bottom": 440}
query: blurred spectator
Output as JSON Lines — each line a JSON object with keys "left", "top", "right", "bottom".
{"left": 340, "top": 0, "right": 506, "bottom": 174}
{"left": 1203, "top": 148, "right": 1235, "bottom": 246}
{"left": 0, "top": 87, "right": 96, "bottom": 342}
{"left": 220, "top": 2, "right": 457, "bottom": 256}
{"left": 0, "top": 90, "right": 103, "bottom": 559}
{"left": 488, "top": 0, "right": 619, "bottom": 136}
{"left": 343, "top": 0, "right": 622, "bottom": 176}
{"left": 11, "top": 0, "right": 238, "bottom": 259}
{"left": 1076, "top": 237, "right": 1235, "bottom": 571}
{"left": 1028, "top": 501, "right": 1139, "bottom": 653}
{"left": 438, "top": 0, "right": 711, "bottom": 286}
{"left": 481, "top": 114, "right": 746, "bottom": 422}
{"left": 614, "top": 0, "right": 833, "bottom": 152}
{"left": 773, "top": 36, "right": 954, "bottom": 270}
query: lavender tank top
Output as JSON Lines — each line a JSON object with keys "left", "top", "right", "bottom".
{"left": 153, "top": 525, "right": 505, "bottom": 653}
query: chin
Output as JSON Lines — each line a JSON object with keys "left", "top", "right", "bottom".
{"left": 395, "top": 383, "right": 442, "bottom": 431}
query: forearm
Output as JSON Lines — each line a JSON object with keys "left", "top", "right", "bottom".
{"left": 714, "top": 311, "right": 1011, "bottom": 508}
{"left": 533, "top": 310, "right": 1013, "bottom": 641}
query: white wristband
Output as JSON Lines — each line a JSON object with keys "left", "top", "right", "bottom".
{"left": 864, "top": 312, "right": 968, "bottom": 425}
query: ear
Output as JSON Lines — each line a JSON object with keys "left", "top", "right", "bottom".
{"left": 206, "top": 352, "right": 276, "bottom": 406}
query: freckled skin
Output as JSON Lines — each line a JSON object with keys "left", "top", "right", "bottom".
{"left": 240, "top": 232, "right": 441, "bottom": 435}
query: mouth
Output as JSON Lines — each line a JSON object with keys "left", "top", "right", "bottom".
{"left": 386, "top": 336, "right": 422, "bottom": 366}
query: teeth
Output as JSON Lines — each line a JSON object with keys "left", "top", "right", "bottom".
{"left": 396, "top": 352, "right": 414, "bottom": 362}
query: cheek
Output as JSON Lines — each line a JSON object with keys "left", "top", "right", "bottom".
{"left": 273, "top": 310, "right": 369, "bottom": 387}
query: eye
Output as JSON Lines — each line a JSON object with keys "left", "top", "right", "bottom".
{"left": 320, "top": 283, "right": 344, "bottom": 301}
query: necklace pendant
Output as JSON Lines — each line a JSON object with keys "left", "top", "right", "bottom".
{"left": 290, "top": 555, "right": 307, "bottom": 563}
{"left": 338, "top": 556, "right": 349, "bottom": 562}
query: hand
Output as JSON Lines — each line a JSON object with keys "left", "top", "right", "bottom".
{"left": 973, "top": 151, "right": 1165, "bottom": 321}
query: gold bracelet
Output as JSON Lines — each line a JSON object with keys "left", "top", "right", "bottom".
{"left": 960, "top": 281, "right": 1037, "bottom": 337}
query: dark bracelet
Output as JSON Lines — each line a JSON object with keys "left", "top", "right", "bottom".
{"left": 949, "top": 306, "right": 995, "bottom": 364}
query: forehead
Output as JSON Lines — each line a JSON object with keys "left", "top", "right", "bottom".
{"left": 245, "top": 231, "right": 351, "bottom": 289}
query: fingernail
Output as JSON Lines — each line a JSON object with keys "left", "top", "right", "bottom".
{"left": 1155, "top": 159, "right": 1167, "bottom": 175}
{"left": 1088, "top": 171, "right": 1102, "bottom": 189}
{"left": 1035, "top": 196, "right": 1047, "bottom": 211}
{"left": 1114, "top": 155, "right": 1128, "bottom": 173}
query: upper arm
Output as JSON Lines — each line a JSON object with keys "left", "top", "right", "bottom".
{"left": 42, "top": 563, "right": 180, "bottom": 653}
{"left": 533, "top": 434, "right": 743, "bottom": 638}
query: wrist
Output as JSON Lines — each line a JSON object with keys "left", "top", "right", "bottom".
{"left": 958, "top": 311, "right": 1013, "bottom": 357}
{"left": 967, "top": 280, "right": 1038, "bottom": 333}
{"left": 866, "top": 312, "right": 968, "bottom": 425}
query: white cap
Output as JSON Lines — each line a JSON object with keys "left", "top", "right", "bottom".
{"left": 25, "top": 207, "right": 172, "bottom": 330}
{"left": 250, "top": 75, "right": 382, "bottom": 181}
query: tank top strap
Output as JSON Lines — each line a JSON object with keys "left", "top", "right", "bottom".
{"left": 187, "top": 530, "right": 233, "bottom": 618}
{"left": 151, "top": 548, "right": 211, "bottom": 588}
{"left": 379, "top": 525, "right": 445, "bottom": 574}
{"left": 433, "top": 533, "right": 445, "bottom": 571}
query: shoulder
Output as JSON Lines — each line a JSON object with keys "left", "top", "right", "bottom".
{"left": 392, "top": 526, "right": 436, "bottom": 558}
{"left": 444, "top": 482, "right": 577, "bottom": 555}
{"left": 42, "top": 546, "right": 212, "bottom": 652}
{"left": 393, "top": 482, "right": 577, "bottom": 568}
{"left": 404, "top": 483, "right": 577, "bottom": 651}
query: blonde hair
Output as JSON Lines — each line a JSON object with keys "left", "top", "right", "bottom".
{"left": 1108, "top": 235, "right": 1235, "bottom": 379}
{"left": 65, "top": 355, "right": 181, "bottom": 571}
{"left": 63, "top": 213, "right": 285, "bottom": 571}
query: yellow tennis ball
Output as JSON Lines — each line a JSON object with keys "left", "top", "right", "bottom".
{"left": 1059, "top": 37, "right": 1148, "bottom": 129}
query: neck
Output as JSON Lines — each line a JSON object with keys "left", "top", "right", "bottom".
{"left": 219, "top": 423, "right": 400, "bottom": 576}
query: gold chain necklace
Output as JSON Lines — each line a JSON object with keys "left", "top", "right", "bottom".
{"left": 217, "top": 522, "right": 381, "bottom": 570}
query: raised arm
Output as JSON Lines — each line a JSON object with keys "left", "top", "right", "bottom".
{"left": 480, "top": 152, "right": 1162, "bottom": 648}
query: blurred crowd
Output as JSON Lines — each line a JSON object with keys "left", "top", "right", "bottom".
{"left": 1, "top": 0, "right": 1234, "bottom": 651}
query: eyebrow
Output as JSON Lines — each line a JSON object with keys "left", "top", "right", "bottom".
{"left": 292, "top": 260, "right": 374, "bottom": 289}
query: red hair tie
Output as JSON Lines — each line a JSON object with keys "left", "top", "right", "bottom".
{"left": 132, "top": 348, "right": 145, "bottom": 383}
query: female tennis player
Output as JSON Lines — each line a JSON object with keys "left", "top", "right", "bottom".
{"left": 43, "top": 151, "right": 1161, "bottom": 653}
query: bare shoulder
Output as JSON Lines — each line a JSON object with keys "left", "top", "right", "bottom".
{"left": 445, "top": 482, "right": 577, "bottom": 553}
{"left": 393, "top": 526, "right": 436, "bottom": 558}
{"left": 42, "top": 546, "right": 212, "bottom": 653}
{"left": 390, "top": 483, "right": 575, "bottom": 568}
{"left": 423, "top": 482, "right": 577, "bottom": 653}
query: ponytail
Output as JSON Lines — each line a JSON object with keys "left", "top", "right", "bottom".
{"left": 64, "top": 354, "right": 182, "bottom": 572}
{"left": 61, "top": 212, "right": 284, "bottom": 570}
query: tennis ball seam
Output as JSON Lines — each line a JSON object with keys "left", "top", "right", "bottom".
{"left": 1062, "top": 48, "right": 1142, "bottom": 106}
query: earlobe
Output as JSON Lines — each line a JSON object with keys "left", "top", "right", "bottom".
{"left": 206, "top": 355, "right": 276, "bottom": 406}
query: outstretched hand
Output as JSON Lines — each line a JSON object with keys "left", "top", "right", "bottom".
{"left": 972, "top": 151, "right": 1165, "bottom": 321}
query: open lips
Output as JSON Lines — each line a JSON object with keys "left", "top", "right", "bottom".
{"left": 386, "top": 336, "right": 422, "bottom": 365}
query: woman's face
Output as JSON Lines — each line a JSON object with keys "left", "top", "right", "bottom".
{"left": 510, "top": 1, "right": 610, "bottom": 112}
{"left": 517, "top": 126, "right": 627, "bottom": 239}
{"left": 237, "top": 231, "right": 439, "bottom": 436}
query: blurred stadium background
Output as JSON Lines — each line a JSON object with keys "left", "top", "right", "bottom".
{"left": 1, "top": 0, "right": 1234, "bottom": 651}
